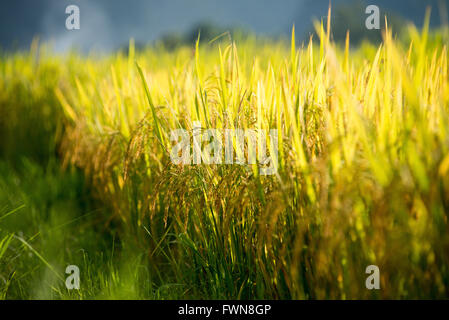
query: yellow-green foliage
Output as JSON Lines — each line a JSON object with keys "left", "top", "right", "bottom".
{"left": 1, "top": 21, "right": 449, "bottom": 299}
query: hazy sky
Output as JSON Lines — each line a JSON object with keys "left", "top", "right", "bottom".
{"left": 0, "top": 0, "right": 446, "bottom": 52}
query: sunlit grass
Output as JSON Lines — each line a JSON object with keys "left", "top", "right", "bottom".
{"left": 1, "top": 16, "right": 449, "bottom": 299}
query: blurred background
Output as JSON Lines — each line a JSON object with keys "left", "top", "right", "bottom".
{"left": 0, "top": 0, "right": 448, "bottom": 52}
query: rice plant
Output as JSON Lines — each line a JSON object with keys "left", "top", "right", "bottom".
{"left": 1, "top": 14, "right": 449, "bottom": 299}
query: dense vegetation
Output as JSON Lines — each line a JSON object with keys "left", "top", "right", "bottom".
{"left": 1, "top": 17, "right": 449, "bottom": 299}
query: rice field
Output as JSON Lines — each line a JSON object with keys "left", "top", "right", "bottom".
{"left": 1, "top": 15, "right": 449, "bottom": 299}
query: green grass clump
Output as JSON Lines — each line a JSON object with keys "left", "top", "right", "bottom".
{"left": 0, "top": 160, "right": 189, "bottom": 299}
